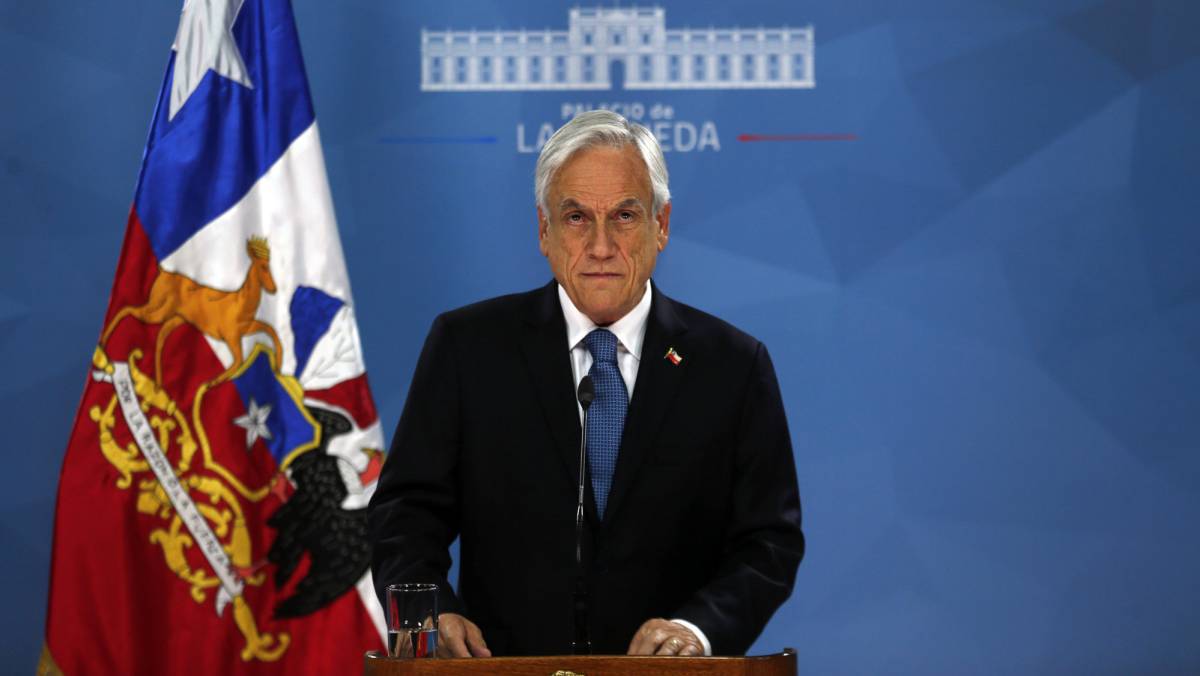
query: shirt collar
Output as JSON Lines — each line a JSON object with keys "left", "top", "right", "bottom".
{"left": 558, "top": 280, "right": 652, "bottom": 360}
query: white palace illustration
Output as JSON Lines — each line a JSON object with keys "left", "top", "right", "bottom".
{"left": 420, "top": 7, "right": 814, "bottom": 92}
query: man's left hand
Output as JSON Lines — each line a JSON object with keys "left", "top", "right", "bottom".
{"left": 626, "top": 618, "right": 704, "bottom": 656}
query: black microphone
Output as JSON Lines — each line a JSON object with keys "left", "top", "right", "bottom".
{"left": 572, "top": 376, "right": 594, "bottom": 655}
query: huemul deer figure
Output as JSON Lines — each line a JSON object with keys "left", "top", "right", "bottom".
{"left": 101, "top": 237, "right": 284, "bottom": 384}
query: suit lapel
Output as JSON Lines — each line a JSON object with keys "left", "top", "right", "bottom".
{"left": 519, "top": 281, "right": 584, "bottom": 492}
{"left": 604, "top": 283, "right": 688, "bottom": 524}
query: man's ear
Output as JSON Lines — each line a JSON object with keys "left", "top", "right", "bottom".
{"left": 655, "top": 202, "right": 671, "bottom": 251}
{"left": 537, "top": 205, "right": 550, "bottom": 257}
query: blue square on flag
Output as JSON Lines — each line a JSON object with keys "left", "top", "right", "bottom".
{"left": 230, "top": 348, "right": 318, "bottom": 466}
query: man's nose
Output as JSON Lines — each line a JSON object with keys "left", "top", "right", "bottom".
{"left": 585, "top": 222, "right": 616, "bottom": 258}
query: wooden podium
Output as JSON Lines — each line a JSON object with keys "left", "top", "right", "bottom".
{"left": 363, "top": 649, "right": 796, "bottom": 675}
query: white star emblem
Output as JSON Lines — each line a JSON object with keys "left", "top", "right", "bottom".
{"left": 169, "top": 0, "right": 254, "bottom": 120}
{"left": 233, "top": 398, "right": 273, "bottom": 449}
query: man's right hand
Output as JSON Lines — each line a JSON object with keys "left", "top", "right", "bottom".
{"left": 437, "top": 613, "right": 492, "bottom": 658}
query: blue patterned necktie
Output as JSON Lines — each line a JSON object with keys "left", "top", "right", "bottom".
{"left": 583, "top": 328, "right": 628, "bottom": 519}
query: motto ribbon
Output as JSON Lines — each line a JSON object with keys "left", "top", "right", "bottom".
{"left": 111, "top": 361, "right": 245, "bottom": 615}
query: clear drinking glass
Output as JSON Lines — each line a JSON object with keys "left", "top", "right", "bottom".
{"left": 386, "top": 583, "right": 439, "bottom": 658}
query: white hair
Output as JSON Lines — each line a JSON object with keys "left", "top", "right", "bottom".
{"left": 534, "top": 110, "right": 671, "bottom": 217}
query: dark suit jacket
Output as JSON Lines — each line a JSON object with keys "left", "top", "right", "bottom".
{"left": 368, "top": 281, "right": 803, "bottom": 655}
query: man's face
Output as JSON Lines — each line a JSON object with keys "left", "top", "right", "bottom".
{"left": 538, "top": 144, "right": 670, "bottom": 326}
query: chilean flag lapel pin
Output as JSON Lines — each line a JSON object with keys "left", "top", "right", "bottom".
{"left": 664, "top": 347, "right": 683, "bottom": 366}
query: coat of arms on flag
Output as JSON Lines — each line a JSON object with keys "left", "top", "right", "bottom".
{"left": 41, "top": 0, "right": 386, "bottom": 672}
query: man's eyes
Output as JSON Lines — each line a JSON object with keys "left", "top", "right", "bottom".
{"left": 561, "top": 210, "right": 640, "bottom": 227}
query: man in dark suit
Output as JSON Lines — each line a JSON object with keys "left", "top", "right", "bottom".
{"left": 368, "top": 110, "right": 803, "bottom": 657}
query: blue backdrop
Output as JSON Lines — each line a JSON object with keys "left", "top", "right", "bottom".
{"left": 4, "top": 0, "right": 1200, "bottom": 672}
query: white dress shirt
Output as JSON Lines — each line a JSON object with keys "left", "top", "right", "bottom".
{"left": 558, "top": 281, "right": 651, "bottom": 414}
{"left": 556, "top": 281, "right": 713, "bottom": 656}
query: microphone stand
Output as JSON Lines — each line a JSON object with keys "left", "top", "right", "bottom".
{"left": 572, "top": 376, "right": 594, "bottom": 655}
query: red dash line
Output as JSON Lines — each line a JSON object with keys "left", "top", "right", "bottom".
{"left": 738, "top": 133, "right": 859, "bottom": 142}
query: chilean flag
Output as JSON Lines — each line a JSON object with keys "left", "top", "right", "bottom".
{"left": 42, "top": 0, "right": 386, "bottom": 672}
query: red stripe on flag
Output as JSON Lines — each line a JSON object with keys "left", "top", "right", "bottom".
{"left": 99, "top": 208, "right": 160, "bottom": 335}
{"left": 45, "top": 209, "right": 384, "bottom": 673}
{"left": 305, "top": 373, "right": 380, "bottom": 429}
